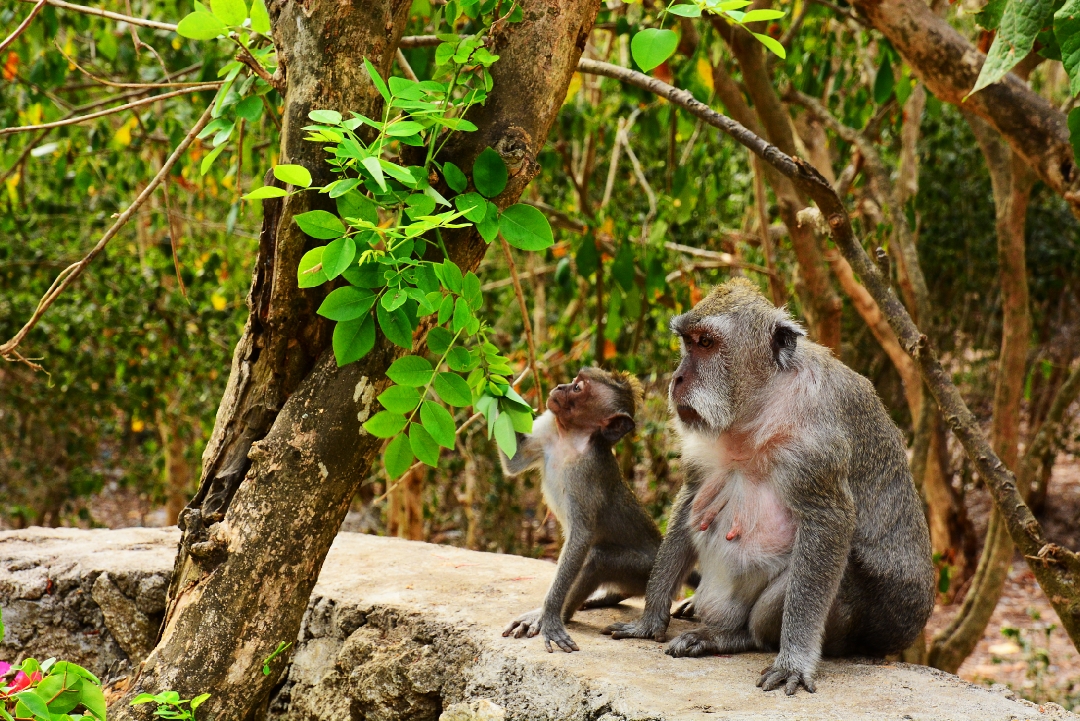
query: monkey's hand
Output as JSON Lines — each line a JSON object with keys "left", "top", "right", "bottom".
{"left": 757, "top": 653, "right": 817, "bottom": 695}
{"left": 540, "top": 619, "right": 580, "bottom": 653}
{"left": 502, "top": 608, "right": 543, "bottom": 639}
{"left": 602, "top": 615, "right": 668, "bottom": 642}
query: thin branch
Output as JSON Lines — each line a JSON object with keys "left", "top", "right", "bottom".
{"left": 577, "top": 56, "right": 1080, "bottom": 646}
{"left": 499, "top": 237, "right": 544, "bottom": 407}
{"left": 56, "top": 45, "right": 207, "bottom": 89}
{"left": 664, "top": 242, "right": 775, "bottom": 276}
{"left": 395, "top": 48, "right": 419, "bottom": 83}
{"left": 481, "top": 264, "right": 557, "bottom": 291}
{"left": 235, "top": 44, "right": 285, "bottom": 95}
{"left": 0, "top": 104, "right": 215, "bottom": 364}
{"left": 399, "top": 35, "right": 441, "bottom": 48}
{"left": 15, "top": 0, "right": 178, "bottom": 30}
{"left": 0, "top": 84, "right": 220, "bottom": 136}
{"left": 160, "top": 168, "right": 188, "bottom": 298}
{"left": 0, "top": 0, "right": 47, "bottom": 55}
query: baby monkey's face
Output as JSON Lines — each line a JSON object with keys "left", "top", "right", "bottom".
{"left": 547, "top": 368, "right": 630, "bottom": 438}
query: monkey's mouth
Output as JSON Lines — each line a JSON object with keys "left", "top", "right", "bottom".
{"left": 676, "top": 405, "right": 704, "bottom": 425}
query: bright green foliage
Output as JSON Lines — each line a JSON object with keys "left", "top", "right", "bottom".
{"left": 971, "top": 0, "right": 1056, "bottom": 95}
{"left": 632, "top": 28, "right": 679, "bottom": 72}
{"left": 131, "top": 690, "right": 211, "bottom": 720}
{"left": 0, "top": 618, "right": 108, "bottom": 721}
{"left": 1057, "top": 0, "right": 1080, "bottom": 95}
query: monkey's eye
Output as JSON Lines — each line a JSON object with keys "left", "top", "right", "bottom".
{"left": 572, "top": 382, "right": 582, "bottom": 392}
{"left": 698, "top": 336, "right": 714, "bottom": 350}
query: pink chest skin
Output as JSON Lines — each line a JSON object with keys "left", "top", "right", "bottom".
{"left": 687, "top": 429, "right": 796, "bottom": 559}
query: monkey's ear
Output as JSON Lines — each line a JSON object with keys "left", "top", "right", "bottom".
{"left": 771, "top": 318, "right": 805, "bottom": 370}
{"left": 599, "top": 413, "right": 635, "bottom": 444}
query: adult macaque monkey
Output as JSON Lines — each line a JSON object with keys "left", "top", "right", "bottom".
{"left": 501, "top": 367, "right": 666, "bottom": 653}
{"left": 605, "top": 279, "right": 935, "bottom": 694}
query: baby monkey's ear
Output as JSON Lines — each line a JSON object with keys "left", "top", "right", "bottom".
{"left": 599, "top": 413, "right": 636, "bottom": 444}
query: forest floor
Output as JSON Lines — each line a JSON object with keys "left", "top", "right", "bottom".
{"left": 924, "top": 451, "right": 1080, "bottom": 708}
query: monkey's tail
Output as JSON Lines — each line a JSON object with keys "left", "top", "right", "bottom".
{"left": 686, "top": 570, "right": 701, "bottom": 589}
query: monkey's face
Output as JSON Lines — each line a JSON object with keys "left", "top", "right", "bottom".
{"left": 669, "top": 316, "right": 736, "bottom": 434}
{"left": 668, "top": 280, "right": 806, "bottom": 436}
{"left": 548, "top": 369, "right": 636, "bottom": 443}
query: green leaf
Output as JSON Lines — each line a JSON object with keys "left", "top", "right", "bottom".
{"left": 130, "top": 694, "right": 158, "bottom": 706}
{"left": 751, "top": 31, "right": 786, "bottom": 59}
{"left": 447, "top": 346, "right": 476, "bottom": 372}
{"left": 48, "top": 662, "right": 98, "bottom": 686}
{"left": 211, "top": 0, "right": 246, "bottom": 24}
{"left": 405, "top": 193, "right": 437, "bottom": 220}
{"left": 473, "top": 147, "right": 508, "bottom": 198}
{"left": 190, "top": 693, "right": 212, "bottom": 711}
{"left": 309, "top": 109, "right": 343, "bottom": 125}
{"left": 443, "top": 162, "right": 467, "bottom": 192}
{"left": 332, "top": 314, "right": 376, "bottom": 365}
{"left": 631, "top": 28, "right": 678, "bottom": 72}
{"left": 427, "top": 326, "right": 455, "bottom": 355}
{"left": 200, "top": 143, "right": 226, "bottom": 175}
{"left": 666, "top": 3, "right": 701, "bottom": 16}
{"left": 294, "top": 210, "right": 345, "bottom": 240}
{"left": 1068, "top": 107, "right": 1080, "bottom": 164}
{"left": 297, "top": 247, "right": 328, "bottom": 288}
{"left": 236, "top": 96, "right": 264, "bottom": 122}
{"left": 381, "top": 287, "right": 409, "bottom": 311}
{"left": 873, "top": 55, "right": 894, "bottom": 104}
{"left": 441, "top": 261, "right": 464, "bottom": 293}
{"left": 1056, "top": 0, "right": 1080, "bottom": 95}
{"left": 387, "top": 355, "right": 434, "bottom": 386}
{"left": 321, "top": 237, "right": 356, "bottom": 279}
{"left": 362, "top": 156, "right": 387, "bottom": 191}
{"left": 420, "top": 400, "right": 457, "bottom": 448}
{"left": 384, "top": 434, "right": 414, "bottom": 478}
{"left": 249, "top": 0, "right": 270, "bottom": 32}
{"left": 493, "top": 411, "right": 517, "bottom": 458}
{"left": 434, "top": 372, "right": 472, "bottom": 407}
{"left": 386, "top": 121, "right": 424, "bottom": 137}
{"left": 243, "top": 185, "right": 288, "bottom": 200}
{"left": 739, "top": 7, "right": 785, "bottom": 21}
{"left": 970, "top": 0, "right": 1055, "bottom": 95}
{"left": 462, "top": 271, "right": 482, "bottom": 311}
{"left": 176, "top": 11, "right": 227, "bottom": 39}
{"left": 409, "top": 424, "right": 441, "bottom": 466}
{"left": 452, "top": 297, "right": 472, "bottom": 332}
{"left": 498, "top": 204, "right": 554, "bottom": 251}
{"left": 977, "top": 0, "right": 1008, "bottom": 29}
{"left": 379, "top": 384, "right": 422, "bottom": 413}
{"left": 505, "top": 405, "right": 534, "bottom": 434}
{"left": 337, "top": 191, "right": 379, "bottom": 225}
{"left": 454, "top": 192, "right": 487, "bottom": 223}
{"left": 274, "top": 164, "right": 312, "bottom": 188}
{"left": 318, "top": 286, "right": 374, "bottom": 321}
{"left": 364, "top": 410, "right": 409, "bottom": 438}
{"left": 476, "top": 201, "right": 500, "bottom": 242}
{"left": 438, "top": 294, "right": 454, "bottom": 324}
{"left": 15, "top": 692, "right": 50, "bottom": 721}
{"left": 364, "top": 57, "right": 391, "bottom": 104}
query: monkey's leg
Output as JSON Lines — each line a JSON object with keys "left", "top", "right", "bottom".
{"left": 604, "top": 485, "right": 699, "bottom": 641}
{"left": 748, "top": 569, "right": 790, "bottom": 651}
{"left": 664, "top": 626, "right": 756, "bottom": 657}
{"left": 580, "top": 588, "right": 629, "bottom": 609}
{"left": 536, "top": 523, "right": 592, "bottom": 652}
{"left": 573, "top": 546, "right": 653, "bottom": 612}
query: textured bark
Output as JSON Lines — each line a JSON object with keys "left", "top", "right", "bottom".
{"left": 852, "top": 0, "right": 1080, "bottom": 215}
{"left": 113, "top": 2, "right": 599, "bottom": 718}
{"left": 576, "top": 58, "right": 1080, "bottom": 653}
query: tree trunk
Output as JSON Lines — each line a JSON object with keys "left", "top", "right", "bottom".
{"left": 113, "top": 1, "right": 599, "bottom": 717}
{"left": 928, "top": 114, "right": 1034, "bottom": 674}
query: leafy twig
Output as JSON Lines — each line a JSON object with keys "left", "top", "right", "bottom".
{"left": 14, "top": 0, "right": 177, "bottom": 30}
{"left": 0, "top": 104, "right": 215, "bottom": 366}
{"left": 498, "top": 237, "right": 544, "bottom": 407}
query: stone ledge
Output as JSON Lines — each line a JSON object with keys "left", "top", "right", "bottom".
{"left": 0, "top": 528, "right": 1074, "bottom": 721}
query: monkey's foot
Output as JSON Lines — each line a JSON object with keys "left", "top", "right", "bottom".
{"left": 664, "top": 628, "right": 740, "bottom": 657}
{"left": 580, "top": 589, "right": 628, "bottom": 609}
{"left": 671, "top": 598, "right": 696, "bottom": 619}
{"left": 541, "top": 621, "right": 580, "bottom": 653}
{"left": 757, "top": 653, "right": 817, "bottom": 695}
{"left": 502, "top": 608, "right": 543, "bottom": 639}
{"left": 603, "top": 615, "right": 668, "bottom": 642}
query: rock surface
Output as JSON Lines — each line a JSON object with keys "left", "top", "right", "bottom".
{"left": 0, "top": 527, "right": 1074, "bottom": 721}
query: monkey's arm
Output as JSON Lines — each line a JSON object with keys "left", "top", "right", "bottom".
{"left": 604, "top": 482, "right": 698, "bottom": 642}
{"left": 760, "top": 465, "right": 856, "bottom": 695}
{"left": 535, "top": 513, "right": 592, "bottom": 652}
{"left": 499, "top": 432, "right": 544, "bottom": 476}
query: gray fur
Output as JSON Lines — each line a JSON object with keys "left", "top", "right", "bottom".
{"left": 606, "top": 279, "right": 935, "bottom": 694}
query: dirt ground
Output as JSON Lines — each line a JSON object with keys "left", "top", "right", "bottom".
{"left": 923, "top": 451, "right": 1080, "bottom": 708}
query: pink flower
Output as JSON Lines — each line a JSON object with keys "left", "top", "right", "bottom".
{"left": 0, "top": 662, "right": 9, "bottom": 677}
{"left": 7, "top": 670, "right": 40, "bottom": 694}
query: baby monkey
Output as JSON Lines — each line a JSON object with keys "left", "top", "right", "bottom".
{"left": 500, "top": 367, "right": 663, "bottom": 653}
